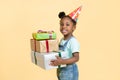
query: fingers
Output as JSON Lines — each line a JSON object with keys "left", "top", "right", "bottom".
{"left": 53, "top": 61, "right": 58, "bottom": 66}
{"left": 50, "top": 56, "right": 62, "bottom": 66}
{"left": 56, "top": 56, "right": 61, "bottom": 59}
{"left": 50, "top": 60, "right": 58, "bottom": 66}
{"left": 50, "top": 60, "right": 56, "bottom": 66}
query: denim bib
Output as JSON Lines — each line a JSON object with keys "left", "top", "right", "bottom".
{"left": 59, "top": 36, "right": 73, "bottom": 51}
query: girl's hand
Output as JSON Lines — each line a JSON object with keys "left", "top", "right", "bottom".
{"left": 50, "top": 52, "right": 79, "bottom": 66}
{"left": 50, "top": 56, "right": 63, "bottom": 66}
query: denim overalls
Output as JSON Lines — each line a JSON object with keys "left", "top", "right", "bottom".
{"left": 57, "top": 36, "right": 79, "bottom": 80}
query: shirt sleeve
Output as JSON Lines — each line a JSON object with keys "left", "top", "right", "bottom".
{"left": 70, "top": 38, "right": 80, "bottom": 54}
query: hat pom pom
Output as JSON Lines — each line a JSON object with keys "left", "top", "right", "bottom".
{"left": 58, "top": 12, "right": 65, "bottom": 19}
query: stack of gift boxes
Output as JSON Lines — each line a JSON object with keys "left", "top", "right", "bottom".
{"left": 30, "top": 30, "right": 68, "bottom": 70}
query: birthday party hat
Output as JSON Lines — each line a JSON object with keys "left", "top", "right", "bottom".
{"left": 68, "top": 6, "right": 82, "bottom": 22}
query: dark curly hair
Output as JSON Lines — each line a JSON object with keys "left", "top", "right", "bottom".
{"left": 58, "top": 12, "right": 77, "bottom": 25}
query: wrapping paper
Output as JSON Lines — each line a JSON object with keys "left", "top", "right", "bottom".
{"left": 32, "top": 32, "right": 56, "bottom": 40}
{"left": 30, "top": 39, "right": 59, "bottom": 53}
{"left": 31, "top": 51, "right": 68, "bottom": 70}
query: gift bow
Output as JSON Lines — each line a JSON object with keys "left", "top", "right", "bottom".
{"left": 37, "top": 30, "right": 54, "bottom": 33}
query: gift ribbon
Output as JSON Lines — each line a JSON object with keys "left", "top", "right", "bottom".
{"left": 56, "top": 52, "right": 62, "bottom": 75}
{"left": 49, "top": 33, "right": 52, "bottom": 39}
{"left": 45, "top": 40, "right": 49, "bottom": 53}
{"left": 58, "top": 52, "right": 61, "bottom": 68}
{"left": 34, "top": 39, "right": 37, "bottom": 65}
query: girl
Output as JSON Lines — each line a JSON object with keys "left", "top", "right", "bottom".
{"left": 51, "top": 6, "right": 81, "bottom": 80}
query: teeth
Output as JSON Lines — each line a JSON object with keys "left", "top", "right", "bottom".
{"left": 62, "top": 30, "right": 67, "bottom": 33}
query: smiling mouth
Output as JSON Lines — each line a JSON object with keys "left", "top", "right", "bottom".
{"left": 61, "top": 30, "right": 67, "bottom": 33}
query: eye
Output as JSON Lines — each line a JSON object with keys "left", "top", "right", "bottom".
{"left": 66, "top": 23, "right": 70, "bottom": 26}
{"left": 60, "top": 23, "right": 64, "bottom": 26}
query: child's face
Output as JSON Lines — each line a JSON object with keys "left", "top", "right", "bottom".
{"left": 60, "top": 17, "right": 76, "bottom": 36}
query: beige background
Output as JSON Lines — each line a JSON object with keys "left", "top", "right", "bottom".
{"left": 0, "top": 0, "right": 120, "bottom": 80}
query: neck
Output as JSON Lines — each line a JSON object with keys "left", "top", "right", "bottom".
{"left": 64, "top": 34, "right": 73, "bottom": 40}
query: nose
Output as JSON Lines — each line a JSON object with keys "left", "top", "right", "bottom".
{"left": 61, "top": 25, "right": 66, "bottom": 29}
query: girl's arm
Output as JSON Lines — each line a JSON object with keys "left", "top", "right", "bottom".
{"left": 50, "top": 52, "right": 79, "bottom": 66}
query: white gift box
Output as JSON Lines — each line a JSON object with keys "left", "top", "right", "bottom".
{"left": 31, "top": 51, "right": 68, "bottom": 70}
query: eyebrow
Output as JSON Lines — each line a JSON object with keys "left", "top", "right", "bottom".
{"left": 60, "top": 20, "right": 70, "bottom": 23}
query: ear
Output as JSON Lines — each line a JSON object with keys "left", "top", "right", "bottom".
{"left": 72, "top": 25, "right": 76, "bottom": 31}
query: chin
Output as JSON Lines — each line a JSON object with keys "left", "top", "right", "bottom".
{"left": 62, "top": 33, "right": 68, "bottom": 36}
{"left": 63, "top": 34, "right": 69, "bottom": 37}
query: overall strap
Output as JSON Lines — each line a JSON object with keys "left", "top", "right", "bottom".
{"left": 63, "top": 36, "right": 73, "bottom": 47}
{"left": 59, "top": 36, "right": 74, "bottom": 51}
